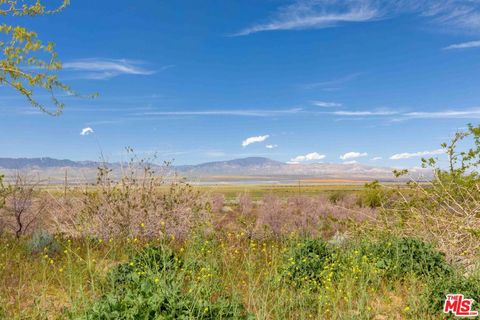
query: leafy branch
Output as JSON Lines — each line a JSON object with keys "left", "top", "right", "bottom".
{"left": 0, "top": 0, "right": 96, "bottom": 115}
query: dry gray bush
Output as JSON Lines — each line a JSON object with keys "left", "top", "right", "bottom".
{"left": 51, "top": 156, "right": 210, "bottom": 240}
{"left": 254, "top": 193, "right": 371, "bottom": 238}
{"left": 0, "top": 174, "right": 46, "bottom": 238}
{"left": 237, "top": 192, "right": 253, "bottom": 216}
{"left": 376, "top": 174, "right": 480, "bottom": 265}
{"left": 367, "top": 124, "right": 480, "bottom": 266}
{"left": 255, "top": 194, "right": 287, "bottom": 237}
{"left": 209, "top": 193, "right": 225, "bottom": 213}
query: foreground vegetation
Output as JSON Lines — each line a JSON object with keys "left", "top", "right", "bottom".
{"left": 0, "top": 124, "right": 479, "bottom": 319}
{"left": 2, "top": 232, "right": 477, "bottom": 319}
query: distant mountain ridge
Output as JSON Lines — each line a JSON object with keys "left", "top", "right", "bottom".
{"left": 0, "top": 156, "right": 430, "bottom": 183}
{"left": 0, "top": 156, "right": 283, "bottom": 170}
{"left": 0, "top": 157, "right": 99, "bottom": 169}
{"left": 177, "top": 157, "right": 284, "bottom": 174}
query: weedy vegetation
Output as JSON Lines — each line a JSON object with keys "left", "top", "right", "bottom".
{"left": 0, "top": 125, "right": 479, "bottom": 319}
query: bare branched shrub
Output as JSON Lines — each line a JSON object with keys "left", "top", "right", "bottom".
{"left": 209, "top": 193, "right": 225, "bottom": 213}
{"left": 0, "top": 174, "right": 46, "bottom": 238}
{"left": 286, "top": 195, "right": 322, "bottom": 236}
{"left": 0, "top": 174, "right": 7, "bottom": 233}
{"left": 370, "top": 124, "right": 480, "bottom": 266}
{"left": 53, "top": 151, "right": 210, "bottom": 240}
{"left": 237, "top": 192, "right": 253, "bottom": 215}
{"left": 253, "top": 193, "right": 371, "bottom": 239}
{"left": 255, "top": 194, "right": 288, "bottom": 237}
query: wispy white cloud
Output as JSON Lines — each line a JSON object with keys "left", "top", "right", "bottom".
{"left": 343, "top": 160, "right": 358, "bottom": 164}
{"left": 289, "top": 152, "right": 326, "bottom": 163}
{"left": 340, "top": 151, "right": 368, "bottom": 160}
{"left": 141, "top": 108, "right": 302, "bottom": 118}
{"left": 304, "top": 73, "right": 361, "bottom": 90}
{"left": 312, "top": 101, "right": 342, "bottom": 108}
{"left": 80, "top": 127, "right": 94, "bottom": 136}
{"left": 444, "top": 40, "right": 480, "bottom": 50}
{"left": 390, "top": 149, "right": 444, "bottom": 160}
{"left": 242, "top": 135, "right": 270, "bottom": 147}
{"left": 331, "top": 107, "right": 480, "bottom": 120}
{"left": 63, "top": 58, "right": 157, "bottom": 80}
{"left": 333, "top": 110, "right": 398, "bottom": 116}
{"left": 371, "top": 156, "right": 383, "bottom": 161}
{"left": 205, "top": 151, "right": 227, "bottom": 158}
{"left": 234, "top": 2, "right": 379, "bottom": 36}
{"left": 236, "top": 0, "right": 480, "bottom": 36}
{"left": 266, "top": 144, "right": 278, "bottom": 149}
{"left": 403, "top": 109, "right": 480, "bottom": 119}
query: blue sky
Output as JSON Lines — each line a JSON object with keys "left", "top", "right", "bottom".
{"left": 1, "top": 0, "right": 480, "bottom": 166}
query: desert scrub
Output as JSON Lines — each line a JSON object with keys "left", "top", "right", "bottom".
{"left": 74, "top": 243, "right": 250, "bottom": 319}
{"left": 360, "top": 180, "right": 387, "bottom": 208}
{"left": 281, "top": 236, "right": 452, "bottom": 294}
{"left": 367, "top": 124, "right": 480, "bottom": 265}
{"left": 55, "top": 153, "right": 210, "bottom": 241}
{"left": 424, "top": 273, "right": 480, "bottom": 316}
{"left": 27, "top": 229, "right": 61, "bottom": 255}
{"left": 358, "top": 236, "right": 452, "bottom": 280}
{"left": 283, "top": 238, "right": 334, "bottom": 288}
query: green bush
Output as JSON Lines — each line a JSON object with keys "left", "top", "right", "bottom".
{"left": 424, "top": 274, "right": 480, "bottom": 315}
{"left": 283, "top": 236, "right": 452, "bottom": 289}
{"left": 360, "top": 180, "right": 385, "bottom": 208}
{"left": 328, "top": 191, "right": 346, "bottom": 204}
{"left": 74, "top": 245, "right": 250, "bottom": 320}
{"left": 361, "top": 236, "right": 452, "bottom": 280}
{"left": 27, "top": 230, "right": 61, "bottom": 255}
{"left": 283, "top": 239, "right": 334, "bottom": 286}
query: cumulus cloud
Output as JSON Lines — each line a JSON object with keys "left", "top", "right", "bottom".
{"left": 63, "top": 58, "right": 156, "bottom": 80}
{"left": 242, "top": 135, "right": 270, "bottom": 147}
{"left": 371, "top": 156, "right": 383, "bottom": 161}
{"left": 289, "top": 152, "right": 326, "bottom": 163}
{"left": 266, "top": 144, "right": 278, "bottom": 149}
{"left": 312, "top": 101, "right": 343, "bottom": 108}
{"left": 343, "top": 160, "right": 358, "bottom": 164}
{"left": 340, "top": 151, "right": 368, "bottom": 160}
{"left": 390, "top": 149, "right": 445, "bottom": 160}
{"left": 80, "top": 127, "right": 94, "bottom": 136}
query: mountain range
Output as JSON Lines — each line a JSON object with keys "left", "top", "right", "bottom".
{"left": 0, "top": 156, "right": 429, "bottom": 184}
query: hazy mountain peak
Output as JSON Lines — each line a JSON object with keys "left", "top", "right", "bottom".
{"left": 198, "top": 157, "right": 284, "bottom": 167}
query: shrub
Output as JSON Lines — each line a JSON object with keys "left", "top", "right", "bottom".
{"left": 237, "top": 193, "right": 253, "bottom": 216}
{"left": 283, "top": 238, "right": 334, "bottom": 286}
{"left": 56, "top": 153, "right": 210, "bottom": 240}
{"left": 360, "top": 180, "right": 385, "bottom": 208}
{"left": 209, "top": 193, "right": 225, "bottom": 213}
{"left": 27, "top": 230, "right": 61, "bottom": 255}
{"left": 283, "top": 236, "right": 452, "bottom": 293}
{"left": 370, "top": 124, "right": 480, "bottom": 265}
{"left": 0, "top": 174, "right": 45, "bottom": 238}
{"left": 424, "top": 273, "right": 480, "bottom": 315}
{"left": 108, "top": 245, "right": 182, "bottom": 287}
{"left": 361, "top": 236, "right": 452, "bottom": 280}
{"left": 328, "top": 191, "right": 346, "bottom": 204}
{"left": 255, "top": 194, "right": 287, "bottom": 237}
{"left": 75, "top": 245, "right": 250, "bottom": 319}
